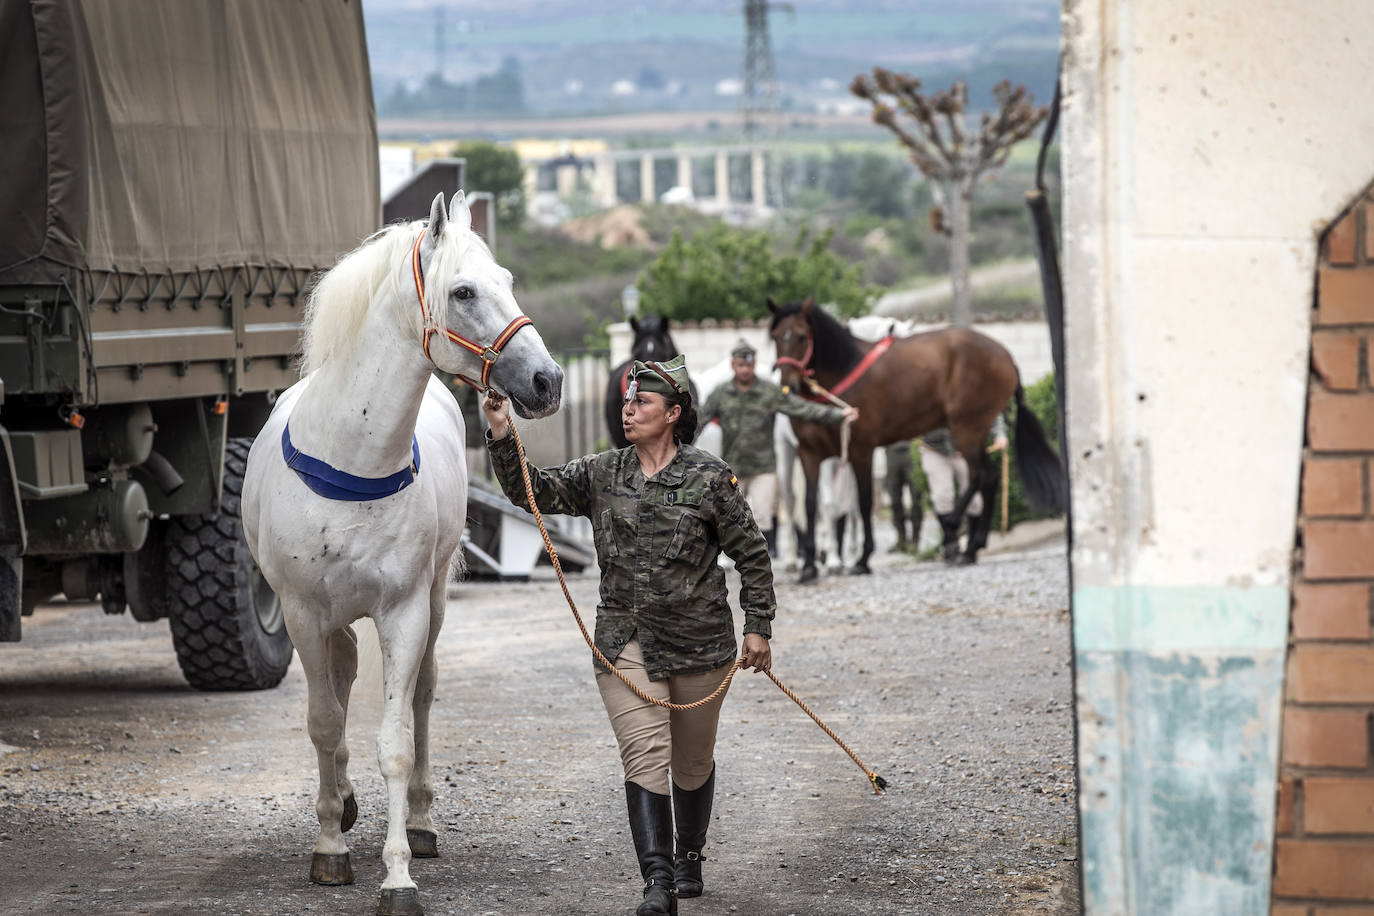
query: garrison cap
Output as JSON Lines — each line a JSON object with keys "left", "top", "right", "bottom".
{"left": 730, "top": 338, "right": 756, "bottom": 361}
{"left": 627, "top": 354, "right": 690, "bottom": 399}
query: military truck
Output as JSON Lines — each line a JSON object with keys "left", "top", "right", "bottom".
{"left": 0, "top": 0, "right": 380, "bottom": 689}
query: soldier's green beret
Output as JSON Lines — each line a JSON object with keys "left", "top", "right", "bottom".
{"left": 627, "top": 354, "right": 690, "bottom": 399}
{"left": 730, "top": 338, "right": 756, "bottom": 361}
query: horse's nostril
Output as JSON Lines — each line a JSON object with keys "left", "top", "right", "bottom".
{"left": 533, "top": 369, "right": 561, "bottom": 403}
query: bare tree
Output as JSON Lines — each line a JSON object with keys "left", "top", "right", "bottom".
{"left": 851, "top": 70, "right": 1047, "bottom": 326}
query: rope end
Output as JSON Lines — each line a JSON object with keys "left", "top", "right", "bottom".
{"left": 870, "top": 773, "right": 888, "bottom": 795}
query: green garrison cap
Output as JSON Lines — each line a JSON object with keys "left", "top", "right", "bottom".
{"left": 627, "top": 354, "right": 690, "bottom": 399}
{"left": 731, "top": 338, "right": 756, "bottom": 361}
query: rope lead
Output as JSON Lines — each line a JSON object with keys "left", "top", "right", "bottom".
{"left": 505, "top": 418, "right": 888, "bottom": 796}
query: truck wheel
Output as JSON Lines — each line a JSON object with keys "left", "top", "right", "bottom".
{"left": 166, "top": 437, "right": 292, "bottom": 690}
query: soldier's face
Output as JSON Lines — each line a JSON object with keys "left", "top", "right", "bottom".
{"left": 622, "top": 391, "right": 680, "bottom": 444}
{"left": 731, "top": 357, "right": 755, "bottom": 385}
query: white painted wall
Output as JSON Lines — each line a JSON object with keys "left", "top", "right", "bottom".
{"left": 1063, "top": 0, "right": 1374, "bottom": 590}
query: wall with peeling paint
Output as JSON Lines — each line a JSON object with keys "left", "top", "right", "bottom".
{"left": 1059, "top": 1, "right": 1374, "bottom": 912}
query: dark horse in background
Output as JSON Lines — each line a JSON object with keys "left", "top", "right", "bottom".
{"left": 604, "top": 314, "right": 696, "bottom": 449}
{"left": 769, "top": 297, "right": 1065, "bottom": 582}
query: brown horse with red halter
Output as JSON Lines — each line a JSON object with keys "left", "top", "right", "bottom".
{"left": 769, "top": 296, "right": 1065, "bottom": 580}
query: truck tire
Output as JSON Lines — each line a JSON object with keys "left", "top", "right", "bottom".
{"left": 166, "top": 437, "right": 292, "bottom": 690}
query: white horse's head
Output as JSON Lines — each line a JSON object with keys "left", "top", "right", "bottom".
{"left": 415, "top": 192, "right": 563, "bottom": 418}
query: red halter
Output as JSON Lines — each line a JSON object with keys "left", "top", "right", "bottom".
{"left": 411, "top": 229, "right": 533, "bottom": 391}
{"left": 774, "top": 334, "right": 814, "bottom": 378}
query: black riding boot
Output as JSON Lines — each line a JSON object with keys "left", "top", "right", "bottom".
{"left": 937, "top": 512, "right": 961, "bottom": 563}
{"left": 626, "top": 781, "right": 678, "bottom": 916}
{"left": 672, "top": 765, "right": 715, "bottom": 899}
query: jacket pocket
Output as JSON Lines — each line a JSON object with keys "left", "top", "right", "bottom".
{"left": 666, "top": 511, "right": 710, "bottom": 566}
{"left": 595, "top": 508, "right": 620, "bottom": 559}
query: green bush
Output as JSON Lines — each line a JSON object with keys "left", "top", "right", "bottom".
{"left": 637, "top": 223, "right": 874, "bottom": 322}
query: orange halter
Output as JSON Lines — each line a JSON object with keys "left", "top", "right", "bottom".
{"left": 411, "top": 229, "right": 533, "bottom": 391}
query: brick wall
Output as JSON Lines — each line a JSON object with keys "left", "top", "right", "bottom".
{"left": 1274, "top": 190, "right": 1374, "bottom": 913}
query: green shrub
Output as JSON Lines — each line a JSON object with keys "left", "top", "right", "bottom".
{"left": 637, "top": 223, "right": 874, "bottom": 322}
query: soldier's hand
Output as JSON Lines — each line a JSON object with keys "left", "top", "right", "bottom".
{"left": 842, "top": 406, "right": 860, "bottom": 424}
{"left": 989, "top": 435, "right": 1008, "bottom": 452}
{"left": 741, "top": 633, "right": 772, "bottom": 673}
{"left": 483, "top": 391, "right": 511, "bottom": 439}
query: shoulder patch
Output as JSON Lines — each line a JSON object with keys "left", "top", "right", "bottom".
{"left": 729, "top": 474, "right": 738, "bottom": 488}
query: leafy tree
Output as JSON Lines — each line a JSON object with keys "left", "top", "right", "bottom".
{"left": 851, "top": 70, "right": 1047, "bottom": 326}
{"left": 636, "top": 223, "right": 873, "bottom": 323}
{"left": 450, "top": 141, "right": 525, "bottom": 228}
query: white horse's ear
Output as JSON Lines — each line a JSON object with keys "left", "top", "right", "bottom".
{"left": 428, "top": 192, "right": 448, "bottom": 239}
{"left": 450, "top": 190, "right": 472, "bottom": 234}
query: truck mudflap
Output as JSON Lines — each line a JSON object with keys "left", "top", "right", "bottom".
{"left": 0, "top": 425, "right": 26, "bottom": 641}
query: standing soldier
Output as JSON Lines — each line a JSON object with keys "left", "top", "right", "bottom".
{"left": 701, "top": 339, "right": 857, "bottom": 553}
{"left": 483, "top": 355, "right": 776, "bottom": 916}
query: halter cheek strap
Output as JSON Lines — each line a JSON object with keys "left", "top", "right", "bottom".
{"left": 411, "top": 229, "right": 533, "bottom": 391}
{"left": 774, "top": 334, "right": 815, "bottom": 377}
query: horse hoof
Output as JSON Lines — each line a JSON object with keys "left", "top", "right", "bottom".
{"left": 950, "top": 553, "right": 974, "bottom": 567}
{"left": 378, "top": 887, "right": 424, "bottom": 916}
{"left": 310, "top": 852, "right": 355, "bottom": 886}
{"left": 846, "top": 563, "right": 871, "bottom": 576}
{"left": 798, "top": 566, "right": 818, "bottom": 584}
{"left": 341, "top": 792, "right": 358, "bottom": 833}
{"left": 407, "top": 828, "right": 439, "bottom": 858}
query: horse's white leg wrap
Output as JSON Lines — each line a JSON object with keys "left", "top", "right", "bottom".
{"left": 375, "top": 602, "right": 430, "bottom": 890}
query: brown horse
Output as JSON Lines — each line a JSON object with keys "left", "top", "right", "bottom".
{"left": 768, "top": 297, "right": 1065, "bottom": 581}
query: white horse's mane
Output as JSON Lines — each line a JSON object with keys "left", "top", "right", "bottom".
{"left": 300, "top": 219, "right": 493, "bottom": 374}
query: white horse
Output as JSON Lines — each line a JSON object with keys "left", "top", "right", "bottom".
{"left": 242, "top": 193, "right": 562, "bottom": 916}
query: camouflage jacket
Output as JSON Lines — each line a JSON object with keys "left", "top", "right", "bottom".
{"left": 701, "top": 380, "right": 845, "bottom": 477}
{"left": 487, "top": 435, "right": 775, "bottom": 681}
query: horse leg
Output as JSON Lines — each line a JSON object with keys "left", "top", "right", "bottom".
{"left": 963, "top": 453, "right": 999, "bottom": 564}
{"left": 293, "top": 616, "right": 356, "bottom": 886}
{"left": 331, "top": 625, "right": 360, "bottom": 834}
{"left": 848, "top": 448, "right": 876, "bottom": 575}
{"left": 405, "top": 577, "right": 448, "bottom": 859}
{"left": 798, "top": 450, "right": 823, "bottom": 584}
{"left": 373, "top": 600, "right": 432, "bottom": 915}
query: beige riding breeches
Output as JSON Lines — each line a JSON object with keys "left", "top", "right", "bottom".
{"left": 919, "top": 447, "right": 983, "bottom": 516}
{"left": 595, "top": 637, "right": 733, "bottom": 795}
{"left": 738, "top": 472, "right": 778, "bottom": 529}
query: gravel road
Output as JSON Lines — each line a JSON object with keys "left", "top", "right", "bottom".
{"left": 0, "top": 538, "right": 1077, "bottom": 916}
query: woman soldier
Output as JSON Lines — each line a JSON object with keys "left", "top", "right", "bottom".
{"left": 482, "top": 354, "right": 776, "bottom": 916}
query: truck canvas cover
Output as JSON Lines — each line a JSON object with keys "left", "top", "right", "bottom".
{"left": 0, "top": 0, "right": 381, "bottom": 280}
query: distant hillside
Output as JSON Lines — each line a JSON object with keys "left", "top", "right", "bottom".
{"left": 362, "top": 0, "right": 1059, "bottom": 130}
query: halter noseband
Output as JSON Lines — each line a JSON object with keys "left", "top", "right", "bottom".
{"left": 411, "top": 228, "right": 533, "bottom": 391}
{"left": 774, "top": 331, "right": 814, "bottom": 378}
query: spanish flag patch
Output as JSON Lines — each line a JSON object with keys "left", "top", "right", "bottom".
{"left": 729, "top": 474, "right": 738, "bottom": 488}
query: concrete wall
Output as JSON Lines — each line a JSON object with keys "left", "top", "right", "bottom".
{"left": 1060, "top": 1, "right": 1374, "bottom": 912}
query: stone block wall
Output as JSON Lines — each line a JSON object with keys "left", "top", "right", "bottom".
{"left": 1274, "top": 188, "right": 1374, "bottom": 911}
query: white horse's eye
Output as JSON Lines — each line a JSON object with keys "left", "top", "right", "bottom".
{"left": 455, "top": 285, "right": 474, "bottom": 301}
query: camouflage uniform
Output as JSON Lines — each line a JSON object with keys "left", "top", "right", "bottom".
{"left": 490, "top": 353, "right": 775, "bottom": 910}
{"left": 487, "top": 437, "right": 774, "bottom": 681}
{"left": 702, "top": 379, "right": 845, "bottom": 477}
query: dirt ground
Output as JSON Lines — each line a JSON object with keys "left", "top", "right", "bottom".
{"left": 0, "top": 539, "right": 1078, "bottom": 916}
